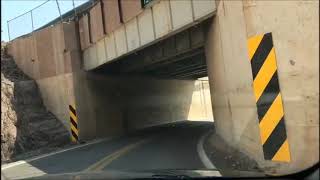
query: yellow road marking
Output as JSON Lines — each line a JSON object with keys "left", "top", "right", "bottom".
{"left": 84, "top": 138, "right": 153, "bottom": 172}
{"left": 259, "top": 94, "right": 283, "bottom": 144}
{"left": 272, "top": 139, "right": 291, "bottom": 162}
{"left": 248, "top": 34, "right": 264, "bottom": 61}
{"left": 253, "top": 47, "right": 277, "bottom": 101}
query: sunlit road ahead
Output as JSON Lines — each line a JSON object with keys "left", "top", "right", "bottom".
{"left": 2, "top": 121, "right": 215, "bottom": 179}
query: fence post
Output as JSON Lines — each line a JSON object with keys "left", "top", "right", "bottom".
{"left": 7, "top": 21, "right": 10, "bottom": 41}
{"left": 72, "top": 0, "right": 77, "bottom": 18}
{"left": 30, "top": 11, "right": 34, "bottom": 32}
{"left": 55, "top": 0, "right": 63, "bottom": 22}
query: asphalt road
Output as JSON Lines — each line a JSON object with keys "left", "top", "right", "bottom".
{"left": 2, "top": 121, "right": 215, "bottom": 179}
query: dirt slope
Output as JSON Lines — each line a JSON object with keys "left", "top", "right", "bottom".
{"left": 1, "top": 46, "right": 70, "bottom": 163}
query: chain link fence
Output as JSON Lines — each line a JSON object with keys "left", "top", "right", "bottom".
{"left": 7, "top": 0, "right": 89, "bottom": 41}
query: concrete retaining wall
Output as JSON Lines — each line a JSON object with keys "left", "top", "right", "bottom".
{"left": 7, "top": 22, "right": 80, "bottom": 130}
{"left": 205, "top": 0, "right": 319, "bottom": 174}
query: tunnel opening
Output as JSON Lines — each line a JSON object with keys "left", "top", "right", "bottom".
{"left": 87, "top": 19, "right": 214, "bottom": 133}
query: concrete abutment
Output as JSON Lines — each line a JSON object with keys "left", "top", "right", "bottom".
{"left": 205, "top": 0, "right": 319, "bottom": 174}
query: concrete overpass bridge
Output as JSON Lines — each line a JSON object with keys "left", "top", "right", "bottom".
{"left": 5, "top": 0, "right": 319, "bottom": 176}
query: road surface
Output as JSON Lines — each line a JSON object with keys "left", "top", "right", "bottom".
{"left": 2, "top": 121, "right": 216, "bottom": 179}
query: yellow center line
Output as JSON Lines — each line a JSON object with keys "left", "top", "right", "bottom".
{"left": 83, "top": 137, "right": 154, "bottom": 172}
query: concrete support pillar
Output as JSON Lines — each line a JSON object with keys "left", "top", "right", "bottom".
{"left": 205, "top": 0, "right": 318, "bottom": 174}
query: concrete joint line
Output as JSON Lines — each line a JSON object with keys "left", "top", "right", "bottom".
{"left": 197, "top": 130, "right": 218, "bottom": 171}
{"left": 84, "top": 137, "right": 154, "bottom": 172}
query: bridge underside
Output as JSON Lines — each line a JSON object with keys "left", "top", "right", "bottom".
{"left": 93, "top": 21, "right": 210, "bottom": 80}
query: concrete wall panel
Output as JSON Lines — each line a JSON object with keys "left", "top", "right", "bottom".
{"left": 63, "top": 21, "right": 79, "bottom": 52}
{"left": 18, "top": 37, "right": 28, "bottom": 76}
{"left": 79, "top": 14, "right": 91, "bottom": 50}
{"left": 105, "top": 33, "right": 117, "bottom": 61}
{"left": 137, "top": 8, "right": 155, "bottom": 46}
{"left": 102, "top": 0, "right": 122, "bottom": 34}
{"left": 35, "top": 27, "right": 57, "bottom": 79}
{"left": 152, "top": 0, "right": 172, "bottom": 38}
{"left": 114, "top": 26, "right": 128, "bottom": 56}
{"left": 24, "top": 36, "right": 34, "bottom": 78}
{"left": 83, "top": 48, "right": 90, "bottom": 70}
{"left": 120, "top": 0, "right": 142, "bottom": 23}
{"left": 90, "top": 2, "right": 105, "bottom": 43}
{"left": 192, "top": 0, "right": 216, "bottom": 20}
{"left": 96, "top": 38, "right": 107, "bottom": 66}
{"left": 64, "top": 50, "right": 81, "bottom": 73}
{"left": 52, "top": 24, "right": 65, "bottom": 75}
{"left": 83, "top": 46, "right": 98, "bottom": 70}
{"left": 31, "top": 36, "right": 40, "bottom": 80}
{"left": 170, "top": 0, "right": 193, "bottom": 30}
{"left": 125, "top": 17, "right": 140, "bottom": 51}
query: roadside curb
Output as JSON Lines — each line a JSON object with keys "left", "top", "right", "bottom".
{"left": 197, "top": 130, "right": 217, "bottom": 170}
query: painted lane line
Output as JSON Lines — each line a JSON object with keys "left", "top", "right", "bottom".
{"left": 84, "top": 137, "right": 154, "bottom": 172}
{"left": 197, "top": 130, "right": 220, "bottom": 173}
{"left": 1, "top": 137, "right": 113, "bottom": 170}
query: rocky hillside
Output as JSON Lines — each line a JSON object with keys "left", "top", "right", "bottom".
{"left": 1, "top": 45, "right": 70, "bottom": 163}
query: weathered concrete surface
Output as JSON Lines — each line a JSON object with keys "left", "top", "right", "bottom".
{"left": 102, "top": 0, "right": 122, "bottom": 34}
{"left": 81, "top": 0, "right": 216, "bottom": 69}
{"left": 36, "top": 73, "right": 76, "bottom": 129}
{"left": 205, "top": 0, "right": 319, "bottom": 174}
{"left": 120, "top": 0, "right": 143, "bottom": 23}
{"left": 152, "top": 0, "right": 172, "bottom": 39}
{"left": 170, "top": 0, "right": 193, "bottom": 30}
{"left": 35, "top": 27, "right": 56, "bottom": 79}
{"left": 89, "top": 2, "right": 104, "bottom": 43}
{"left": 79, "top": 14, "right": 91, "bottom": 50}
{"left": 72, "top": 71, "right": 124, "bottom": 140}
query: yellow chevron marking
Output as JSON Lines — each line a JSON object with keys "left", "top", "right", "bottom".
{"left": 71, "top": 125, "right": 79, "bottom": 135}
{"left": 71, "top": 136, "right": 77, "bottom": 142}
{"left": 70, "top": 111, "right": 77, "bottom": 122}
{"left": 259, "top": 94, "right": 283, "bottom": 144}
{"left": 253, "top": 47, "right": 277, "bottom": 102}
{"left": 248, "top": 35, "right": 264, "bottom": 61}
{"left": 272, "top": 139, "right": 291, "bottom": 162}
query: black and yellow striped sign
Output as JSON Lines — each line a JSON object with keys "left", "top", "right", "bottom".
{"left": 248, "top": 32, "right": 291, "bottom": 162}
{"left": 69, "top": 105, "right": 79, "bottom": 143}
